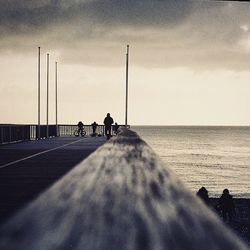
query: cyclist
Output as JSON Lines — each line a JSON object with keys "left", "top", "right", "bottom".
{"left": 77, "top": 121, "right": 84, "bottom": 135}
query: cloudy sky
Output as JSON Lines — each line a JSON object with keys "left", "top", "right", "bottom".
{"left": 1, "top": 0, "right": 250, "bottom": 125}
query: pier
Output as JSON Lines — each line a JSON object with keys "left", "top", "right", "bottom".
{"left": 0, "top": 128, "right": 248, "bottom": 250}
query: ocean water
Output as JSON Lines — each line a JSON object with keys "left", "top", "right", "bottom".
{"left": 132, "top": 126, "right": 250, "bottom": 198}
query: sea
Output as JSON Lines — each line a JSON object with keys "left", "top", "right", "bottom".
{"left": 132, "top": 126, "right": 250, "bottom": 198}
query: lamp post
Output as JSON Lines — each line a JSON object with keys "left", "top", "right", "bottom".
{"left": 55, "top": 61, "right": 58, "bottom": 136}
{"left": 125, "top": 45, "right": 129, "bottom": 126}
{"left": 46, "top": 53, "right": 50, "bottom": 138}
{"left": 38, "top": 47, "right": 41, "bottom": 139}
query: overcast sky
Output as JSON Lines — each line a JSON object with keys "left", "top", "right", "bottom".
{"left": 1, "top": 0, "right": 250, "bottom": 125}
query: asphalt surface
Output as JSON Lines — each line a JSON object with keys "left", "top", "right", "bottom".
{"left": 0, "top": 136, "right": 105, "bottom": 224}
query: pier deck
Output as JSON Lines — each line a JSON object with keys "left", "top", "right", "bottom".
{"left": 0, "top": 136, "right": 105, "bottom": 224}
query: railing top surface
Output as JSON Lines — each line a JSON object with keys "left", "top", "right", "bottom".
{"left": 0, "top": 128, "right": 248, "bottom": 250}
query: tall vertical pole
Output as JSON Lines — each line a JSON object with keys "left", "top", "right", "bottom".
{"left": 55, "top": 61, "right": 58, "bottom": 136}
{"left": 46, "top": 53, "right": 50, "bottom": 138}
{"left": 38, "top": 47, "right": 41, "bottom": 139}
{"left": 125, "top": 44, "right": 129, "bottom": 126}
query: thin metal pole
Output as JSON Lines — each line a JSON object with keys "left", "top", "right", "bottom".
{"left": 46, "top": 53, "right": 50, "bottom": 138}
{"left": 38, "top": 47, "right": 41, "bottom": 139}
{"left": 125, "top": 45, "right": 129, "bottom": 126}
{"left": 55, "top": 62, "right": 58, "bottom": 136}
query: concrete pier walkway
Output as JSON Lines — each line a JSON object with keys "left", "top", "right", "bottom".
{"left": 0, "top": 137, "right": 105, "bottom": 224}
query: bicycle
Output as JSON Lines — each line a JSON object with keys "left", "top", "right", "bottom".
{"left": 74, "top": 128, "right": 86, "bottom": 137}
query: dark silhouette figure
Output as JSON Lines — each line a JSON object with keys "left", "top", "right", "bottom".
{"left": 113, "top": 122, "right": 119, "bottom": 135}
{"left": 77, "top": 121, "right": 84, "bottom": 134}
{"left": 197, "top": 187, "right": 210, "bottom": 206}
{"left": 91, "top": 122, "right": 98, "bottom": 136}
{"left": 103, "top": 113, "right": 114, "bottom": 140}
{"left": 219, "top": 189, "right": 235, "bottom": 222}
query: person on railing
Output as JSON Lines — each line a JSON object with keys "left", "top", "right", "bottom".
{"left": 103, "top": 113, "right": 114, "bottom": 140}
{"left": 91, "top": 122, "right": 98, "bottom": 136}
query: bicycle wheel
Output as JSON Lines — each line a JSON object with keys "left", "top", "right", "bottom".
{"left": 74, "top": 130, "right": 80, "bottom": 137}
{"left": 81, "top": 130, "right": 86, "bottom": 137}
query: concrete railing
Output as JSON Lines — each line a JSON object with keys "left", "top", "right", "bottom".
{"left": 0, "top": 128, "right": 248, "bottom": 250}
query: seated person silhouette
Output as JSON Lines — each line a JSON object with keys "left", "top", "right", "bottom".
{"left": 196, "top": 187, "right": 210, "bottom": 206}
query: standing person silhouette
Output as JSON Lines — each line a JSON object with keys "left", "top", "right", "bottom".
{"left": 219, "top": 189, "right": 236, "bottom": 222}
{"left": 91, "top": 121, "right": 98, "bottom": 136}
{"left": 113, "top": 122, "right": 119, "bottom": 135}
{"left": 103, "top": 113, "right": 114, "bottom": 140}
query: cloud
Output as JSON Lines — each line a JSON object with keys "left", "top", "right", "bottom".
{"left": 1, "top": 1, "right": 250, "bottom": 71}
{"left": 0, "top": 0, "right": 193, "bottom": 34}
